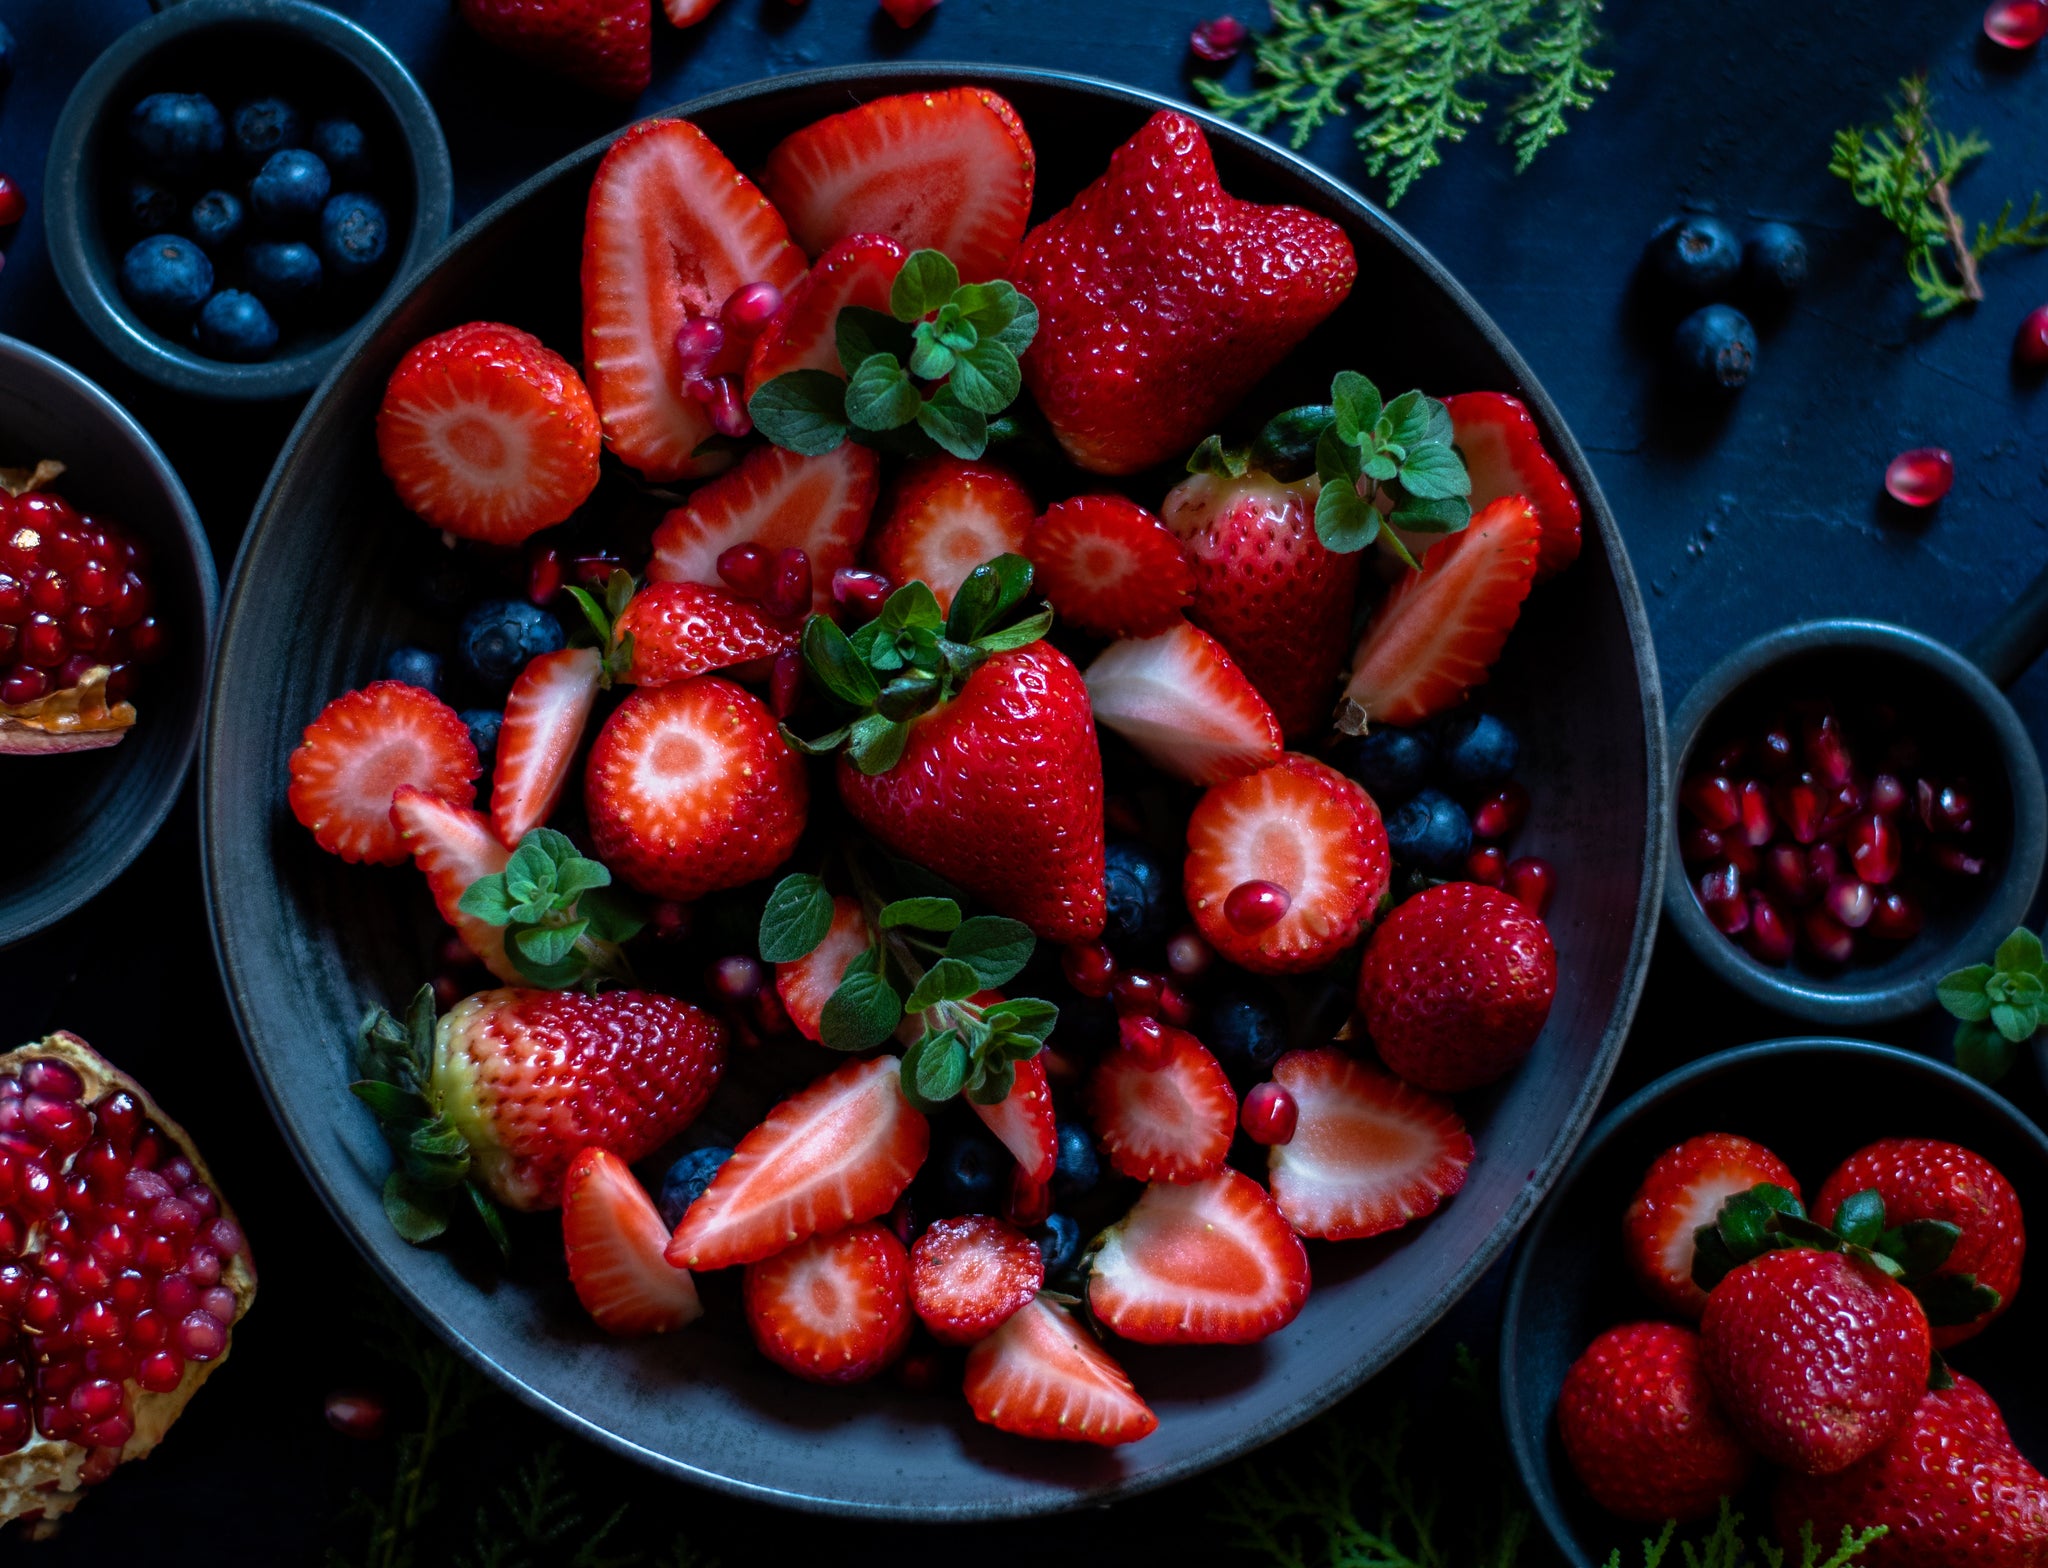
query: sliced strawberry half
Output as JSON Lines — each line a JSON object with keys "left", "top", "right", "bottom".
{"left": 490, "top": 647, "right": 602, "bottom": 848}
{"left": 1267, "top": 1049, "right": 1473, "bottom": 1241}
{"left": 968, "top": 1053, "right": 1057, "bottom": 1185}
{"left": 666, "top": 1054, "right": 928, "bottom": 1269}
{"left": 1083, "top": 1026, "right": 1237, "bottom": 1184}
{"left": 390, "top": 785, "right": 519, "bottom": 983}
{"left": 910, "top": 1215, "right": 1043, "bottom": 1345}
{"left": 1443, "top": 391, "right": 1582, "bottom": 581}
{"left": 1088, "top": 1168, "right": 1309, "bottom": 1346}
{"left": 775, "top": 894, "right": 871, "bottom": 1042}
{"left": 647, "top": 442, "right": 880, "bottom": 617}
{"left": 865, "top": 456, "right": 1035, "bottom": 613}
{"left": 287, "top": 681, "right": 479, "bottom": 865}
{"left": 743, "top": 1221, "right": 911, "bottom": 1383}
{"left": 743, "top": 233, "right": 906, "bottom": 400}
{"left": 1341, "top": 495, "right": 1541, "bottom": 728}
{"left": 1084, "top": 620, "right": 1282, "bottom": 786}
{"left": 614, "top": 581, "right": 801, "bottom": 687}
{"left": 965, "top": 1295, "right": 1157, "bottom": 1446}
{"left": 581, "top": 118, "right": 806, "bottom": 482}
{"left": 1025, "top": 495, "right": 1195, "bottom": 639}
{"left": 1622, "top": 1133, "right": 1801, "bottom": 1319}
{"left": 759, "top": 88, "right": 1035, "bottom": 283}
{"left": 563, "top": 1147, "right": 704, "bottom": 1335}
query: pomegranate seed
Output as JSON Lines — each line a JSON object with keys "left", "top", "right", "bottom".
{"left": 86, "top": 1344, "right": 137, "bottom": 1381}
{"left": 73, "top": 1256, "right": 110, "bottom": 1296}
{"left": 879, "top": 0, "right": 941, "bottom": 27}
{"left": 1764, "top": 843, "right": 1814, "bottom": 905}
{"left": 138, "top": 1351, "right": 182, "bottom": 1392}
{"left": 720, "top": 281, "right": 785, "bottom": 337}
{"left": 1110, "top": 971, "right": 1164, "bottom": 1017}
{"left": 68, "top": 1377, "right": 121, "bottom": 1420}
{"left": 768, "top": 646, "right": 804, "bottom": 718}
{"left": 174, "top": 1311, "right": 226, "bottom": 1362}
{"left": 717, "top": 544, "right": 774, "bottom": 601}
{"left": 1826, "top": 876, "right": 1875, "bottom": 929}
{"left": 326, "top": 1389, "right": 389, "bottom": 1439}
{"left": 1680, "top": 824, "right": 1725, "bottom": 865}
{"left": 82, "top": 1410, "right": 135, "bottom": 1450}
{"left": 2018, "top": 304, "right": 2048, "bottom": 369}
{"left": 764, "top": 547, "right": 811, "bottom": 620}
{"left": 1060, "top": 942, "right": 1117, "bottom": 999}
{"left": 1985, "top": 0, "right": 2048, "bottom": 46}
{"left": 15, "top": 1161, "right": 56, "bottom": 1220}
{"left": 1505, "top": 856, "right": 1556, "bottom": 916}
{"left": 0, "top": 1403, "right": 27, "bottom": 1454}
{"left": 1847, "top": 813, "right": 1901, "bottom": 884}
{"left": 708, "top": 376, "right": 753, "bottom": 439}
{"left": 1165, "top": 929, "right": 1213, "bottom": 979}
{"left": 93, "top": 1090, "right": 141, "bottom": 1146}
{"left": 141, "top": 1232, "right": 180, "bottom": 1272}
{"left": 1471, "top": 782, "right": 1530, "bottom": 840}
{"left": 1801, "top": 712, "right": 1853, "bottom": 787}
{"left": 1189, "top": 13, "right": 1248, "bottom": 60}
{"left": 22, "top": 1281, "right": 63, "bottom": 1331}
{"left": 89, "top": 1223, "right": 135, "bottom": 1266}
{"left": 673, "top": 315, "right": 727, "bottom": 376}
{"left": 110, "top": 1270, "right": 148, "bottom": 1314}
{"left": 1737, "top": 779, "right": 1774, "bottom": 846}
{"left": 570, "top": 552, "right": 622, "bottom": 590}
{"left": 1884, "top": 447, "right": 1954, "bottom": 507}
{"left": 1681, "top": 774, "right": 1741, "bottom": 831}
{"left": 1932, "top": 781, "right": 1973, "bottom": 835}
{"left": 35, "top": 1400, "right": 76, "bottom": 1441}
{"left": 1867, "top": 772, "right": 1906, "bottom": 816}
{"left": 1241, "top": 1081, "right": 1297, "bottom": 1144}
{"left": 25, "top": 1095, "right": 89, "bottom": 1154}
{"left": 200, "top": 1284, "right": 236, "bottom": 1322}
{"left": 184, "top": 1246, "right": 221, "bottom": 1287}
{"left": 708, "top": 955, "right": 764, "bottom": 1001}
{"left": 0, "top": 1264, "right": 27, "bottom": 1317}
{"left": 1743, "top": 893, "right": 1796, "bottom": 964}
{"left": 1, "top": 664, "right": 48, "bottom": 703}
{"left": 1869, "top": 889, "right": 1925, "bottom": 941}
{"left": 182, "top": 1183, "right": 217, "bottom": 1221}
{"left": 0, "top": 575, "right": 18, "bottom": 624}
{"left": 205, "top": 1216, "right": 244, "bottom": 1258}
{"left": 1467, "top": 846, "right": 1507, "bottom": 885}
{"left": 1697, "top": 863, "right": 1748, "bottom": 934}
{"left": 1224, "top": 879, "right": 1291, "bottom": 932}
{"left": 21, "top": 1060, "right": 81, "bottom": 1101}
{"left": 1772, "top": 773, "right": 1825, "bottom": 844}
{"left": 1820, "top": 780, "right": 1863, "bottom": 835}
{"left": 526, "top": 544, "right": 563, "bottom": 604}
{"left": 1932, "top": 842, "right": 1987, "bottom": 877}
{"left": 131, "top": 1308, "right": 167, "bottom": 1349}
{"left": 1158, "top": 985, "right": 1197, "bottom": 1028}
{"left": 0, "top": 1211, "right": 19, "bottom": 1257}
{"left": 1117, "top": 1015, "right": 1172, "bottom": 1066}
{"left": 830, "top": 567, "right": 892, "bottom": 622}
{"left": 1802, "top": 907, "right": 1855, "bottom": 964}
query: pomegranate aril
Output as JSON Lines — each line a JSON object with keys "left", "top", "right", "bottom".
{"left": 707, "top": 377, "right": 753, "bottom": 439}
{"left": 184, "top": 1245, "right": 221, "bottom": 1286}
{"left": 82, "top": 1411, "right": 136, "bottom": 1449}
{"left": 200, "top": 1284, "right": 236, "bottom": 1322}
{"left": 1985, "top": 0, "right": 2048, "bottom": 48}
{"left": 831, "top": 567, "right": 892, "bottom": 621}
{"left": 1118, "top": 1014, "right": 1171, "bottom": 1065}
{"left": 1730, "top": 779, "right": 1770, "bottom": 846}
{"left": 1885, "top": 447, "right": 1954, "bottom": 507}
{"left": 23, "top": 1059, "right": 86, "bottom": 1099}
{"left": 157, "top": 1155, "right": 194, "bottom": 1187}
{"left": 1820, "top": 780, "right": 1863, "bottom": 834}
{"left": 1681, "top": 824, "right": 1725, "bottom": 865}
{"left": 1826, "top": 876, "right": 1874, "bottom": 929}
{"left": 1869, "top": 889, "right": 1924, "bottom": 941}
{"left": 717, "top": 543, "right": 774, "bottom": 601}
{"left": 175, "top": 1310, "right": 227, "bottom": 1362}
{"left": 124, "top": 1168, "right": 174, "bottom": 1207}
{"left": 1158, "top": 985, "right": 1196, "bottom": 1028}
{"left": 107, "top": 573, "right": 149, "bottom": 628}
{"left": 35, "top": 1399, "right": 78, "bottom": 1441}
{"left": 768, "top": 647, "right": 803, "bottom": 719}
{"left": 708, "top": 955, "right": 765, "bottom": 1002}
{"left": 1505, "top": 856, "right": 1556, "bottom": 916}
{"left": 1932, "top": 842, "right": 1987, "bottom": 877}
{"left": 1742, "top": 893, "right": 1796, "bottom": 964}
{"left": 1, "top": 664, "right": 49, "bottom": 704}
{"left": 110, "top": 1269, "right": 149, "bottom": 1313}
{"left": 1848, "top": 813, "right": 1901, "bottom": 884}
{"left": 0, "top": 574, "right": 19, "bottom": 623}
{"left": 157, "top": 1273, "right": 199, "bottom": 1316}
{"left": 326, "top": 1389, "right": 389, "bottom": 1439}
{"left": 2019, "top": 303, "right": 2048, "bottom": 369}
{"left": 1241, "top": 1081, "right": 1297, "bottom": 1144}
{"left": 139, "top": 1351, "right": 182, "bottom": 1392}
{"left": 1765, "top": 842, "right": 1815, "bottom": 904}
{"left": 1223, "top": 879, "right": 1290, "bottom": 932}
{"left": 131, "top": 1308, "right": 167, "bottom": 1349}
{"left": 67, "top": 1377, "right": 122, "bottom": 1420}
{"left": 0, "top": 1402, "right": 27, "bottom": 1454}
{"left": 1061, "top": 942, "right": 1117, "bottom": 999}
{"left": 1189, "top": 14, "right": 1248, "bottom": 61}
{"left": 1772, "top": 773, "right": 1825, "bottom": 844}
{"left": 720, "top": 281, "right": 784, "bottom": 337}
{"left": 1867, "top": 772, "right": 1906, "bottom": 816}
{"left": 0, "top": 1263, "right": 27, "bottom": 1318}
{"left": 25, "top": 1093, "right": 90, "bottom": 1154}
{"left": 1697, "top": 863, "right": 1748, "bottom": 934}
{"left": 0, "top": 1210, "right": 20, "bottom": 1257}
{"left": 1110, "top": 970, "right": 1163, "bottom": 1017}
{"left": 673, "top": 315, "right": 727, "bottom": 375}
{"left": 1467, "top": 846, "right": 1507, "bottom": 885}
{"left": 22, "top": 1280, "right": 63, "bottom": 1331}
{"left": 183, "top": 1183, "right": 218, "bottom": 1221}
{"left": 1802, "top": 907, "right": 1855, "bottom": 964}
{"left": 1932, "top": 782, "right": 1973, "bottom": 836}
{"left": 15, "top": 1160, "right": 57, "bottom": 1220}
{"left": 764, "top": 547, "right": 811, "bottom": 620}
{"left": 27, "top": 570, "right": 68, "bottom": 615}
{"left": 1681, "top": 774, "right": 1741, "bottom": 831}
{"left": 1165, "top": 929, "right": 1213, "bottom": 979}
{"left": 1471, "top": 782, "right": 1529, "bottom": 840}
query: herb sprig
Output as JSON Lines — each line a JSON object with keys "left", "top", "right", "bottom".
{"left": 1937, "top": 924, "right": 2047, "bottom": 1083}
{"left": 459, "top": 828, "right": 643, "bottom": 991}
{"left": 559, "top": 567, "right": 638, "bottom": 686}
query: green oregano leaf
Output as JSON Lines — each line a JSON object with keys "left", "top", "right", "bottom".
{"left": 1380, "top": 388, "right": 1432, "bottom": 450}
{"left": 759, "top": 873, "right": 836, "bottom": 963}
{"left": 908, "top": 328, "right": 956, "bottom": 382}
{"left": 1396, "top": 440, "right": 1472, "bottom": 500}
{"left": 847, "top": 713, "right": 911, "bottom": 775}
{"left": 950, "top": 339, "right": 1022, "bottom": 415}
{"left": 1936, "top": 964, "right": 1995, "bottom": 1020}
{"left": 1314, "top": 479, "right": 1381, "bottom": 554}
{"left": 514, "top": 920, "right": 587, "bottom": 968}
{"left": 802, "top": 616, "right": 882, "bottom": 709}
{"left": 1999, "top": 927, "right": 2046, "bottom": 975}
{"left": 914, "top": 1032, "right": 970, "bottom": 1103}
{"left": 945, "top": 916, "right": 1035, "bottom": 988}
{"left": 1388, "top": 494, "right": 1471, "bottom": 533}
{"left": 818, "top": 969, "right": 903, "bottom": 1052}
{"left": 891, "top": 249, "right": 961, "bottom": 322}
{"left": 905, "top": 956, "right": 983, "bottom": 1013}
{"left": 845, "top": 353, "right": 924, "bottom": 431}
{"left": 1955, "top": 1017, "right": 2018, "bottom": 1082}
{"left": 1330, "top": 370, "right": 1383, "bottom": 443}
{"left": 915, "top": 384, "right": 987, "bottom": 459}
{"left": 878, "top": 896, "right": 961, "bottom": 933}
{"left": 748, "top": 370, "right": 852, "bottom": 456}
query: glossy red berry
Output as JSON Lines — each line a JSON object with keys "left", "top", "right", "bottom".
{"left": 1110, "top": 970, "right": 1163, "bottom": 1017}
{"left": 1802, "top": 906, "right": 1855, "bottom": 964}
{"left": 1189, "top": 14, "right": 1248, "bottom": 60}
{"left": 1060, "top": 942, "right": 1117, "bottom": 1000}
{"left": 1241, "top": 1082, "right": 1297, "bottom": 1145}
{"left": 1117, "top": 1014, "right": 1171, "bottom": 1066}
{"left": 765, "top": 547, "right": 811, "bottom": 621}
{"left": 1223, "top": 879, "right": 1290, "bottom": 933}
{"left": 1848, "top": 812, "right": 1900, "bottom": 884}
{"left": 2018, "top": 304, "right": 2048, "bottom": 368}
{"left": 1471, "top": 782, "right": 1529, "bottom": 840}
{"left": 830, "top": 567, "right": 891, "bottom": 621}
{"left": 1505, "top": 856, "right": 1556, "bottom": 916}
{"left": 0, "top": 177, "right": 23, "bottom": 229}
{"left": 673, "top": 315, "right": 726, "bottom": 377}
{"left": 1868, "top": 889, "right": 1924, "bottom": 941}
{"left": 1681, "top": 774, "right": 1741, "bottom": 831}
{"left": 1984, "top": 0, "right": 2048, "bottom": 47}
{"left": 1743, "top": 893, "right": 1795, "bottom": 964}
{"left": 1466, "top": 845, "right": 1507, "bottom": 885}
{"left": 716, "top": 543, "right": 774, "bottom": 601}
{"left": 1884, "top": 447, "right": 1954, "bottom": 507}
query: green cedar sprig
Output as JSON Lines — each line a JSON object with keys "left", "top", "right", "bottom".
{"left": 350, "top": 985, "right": 509, "bottom": 1257}
{"left": 560, "top": 567, "right": 638, "bottom": 686}
{"left": 458, "top": 828, "right": 644, "bottom": 991}
{"left": 1936, "top": 925, "right": 2046, "bottom": 1084}
{"left": 748, "top": 249, "right": 1040, "bottom": 462}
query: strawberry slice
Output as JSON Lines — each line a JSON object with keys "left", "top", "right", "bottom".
{"left": 910, "top": 1215, "right": 1044, "bottom": 1345}
{"left": 288, "top": 681, "right": 479, "bottom": 865}
{"left": 1082, "top": 1026, "right": 1237, "bottom": 1184}
{"left": 613, "top": 581, "right": 801, "bottom": 687}
{"left": 666, "top": 1054, "right": 929, "bottom": 1269}
{"left": 865, "top": 456, "right": 1036, "bottom": 613}
{"left": 742, "top": 1221, "right": 911, "bottom": 1383}
{"left": 1088, "top": 1168, "right": 1310, "bottom": 1345}
{"left": 1341, "top": 495, "right": 1541, "bottom": 728}
{"left": 1183, "top": 754, "right": 1389, "bottom": 974}
{"left": 968, "top": 1053, "right": 1057, "bottom": 1184}
{"left": 647, "top": 442, "right": 880, "bottom": 618}
{"left": 390, "top": 785, "right": 520, "bottom": 984}
{"left": 490, "top": 647, "right": 602, "bottom": 848}
{"left": 775, "top": 894, "right": 870, "bottom": 1042}
{"left": 1622, "top": 1133, "right": 1801, "bottom": 1319}
{"left": 759, "top": 88, "right": 1035, "bottom": 283}
{"left": 562, "top": 1147, "right": 704, "bottom": 1336}
{"left": 1083, "top": 620, "right": 1282, "bottom": 786}
{"left": 1267, "top": 1049, "right": 1473, "bottom": 1241}
{"left": 581, "top": 118, "right": 807, "bottom": 482}
{"left": 1443, "top": 391, "right": 1582, "bottom": 581}
{"left": 1025, "top": 495, "right": 1195, "bottom": 639}
{"left": 743, "top": 233, "right": 906, "bottom": 400}
{"left": 963, "top": 1296, "right": 1157, "bottom": 1446}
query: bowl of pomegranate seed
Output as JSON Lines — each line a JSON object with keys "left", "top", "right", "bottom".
{"left": 0, "top": 334, "right": 216, "bottom": 947}
{"left": 1666, "top": 619, "right": 2046, "bottom": 1024}
{"left": 1501, "top": 1037, "right": 2048, "bottom": 1568}
{"left": 202, "top": 65, "right": 1663, "bottom": 1516}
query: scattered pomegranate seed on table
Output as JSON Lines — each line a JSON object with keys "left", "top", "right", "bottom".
{"left": 1189, "top": 15, "right": 1248, "bottom": 61}
{"left": 1984, "top": 0, "right": 2048, "bottom": 47}
{"left": 0, "top": 176, "right": 24, "bottom": 228}
{"left": 2018, "top": 305, "right": 2048, "bottom": 369}
{"left": 1884, "top": 447, "right": 1954, "bottom": 507}
{"left": 323, "top": 1389, "right": 387, "bottom": 1439}
{"left": 878, "top": 0, "right": 939, "bottom": 25}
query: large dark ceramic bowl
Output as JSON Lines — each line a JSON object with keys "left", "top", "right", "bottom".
{"left": 1501, "top": 1039, "right": 2048, "bottom": 1568}
{"left": 202, "top": 65, "right": 1663, "bottom": 1517}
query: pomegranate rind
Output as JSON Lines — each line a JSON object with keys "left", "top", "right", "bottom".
{"left": 0, "top": 666, "right": 136, "bottom": 754}
{"left": 0, "top": 1032, "right": 257, "bottom": 1530}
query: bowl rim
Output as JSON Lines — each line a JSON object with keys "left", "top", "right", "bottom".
{"left": 1498, "top": 1034, "right": 2048, "bottom": 1568}
{"left": 42, "top": 0, "right": 455, "bottom": 402}
{"left": 1662, "top": 618, "right": 2047, "bottom": 1024}
{"left": 201, "top": 61, "right": 1668, "bottom": 1517}
{"left": 0, "top": 332, "right": 219, "bottom": 946}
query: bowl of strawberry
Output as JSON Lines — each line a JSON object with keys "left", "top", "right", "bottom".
{"left": 1501, "top": 1038, "right": 2048, "bottom": 1566}
{"left": 203, "top": 65, "right": 1662, "bottom": 1515}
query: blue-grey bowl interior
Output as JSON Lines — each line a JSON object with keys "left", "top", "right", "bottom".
{"left": 0, "top": 334, "right": 218, "bottom": 945}
{"left": 202, "top": 64, "right": 1665, "bottom": 1518}
{"left": 1663, "top": 620, "right": 2047, "bottom": 1025}
{"left": 43, "top": 0, "right": 452, "bottom": 401}
{"left": 1501, "top": 1037, "right": 2048, "bottom": 1568}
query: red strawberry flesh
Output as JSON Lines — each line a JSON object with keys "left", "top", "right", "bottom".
{"left": 1442, "top": 391, "right": 1582, "bottom": 581}
{"left": 743, "top": 233, "right": 905, "bottom": 399}
{"left": 490, "top": 647, "right": 601, "bottom": 848}
{"left": 742, "top": 1222, "right": 911, "bottom": 1383}
{"left": 613, "top": 581, "right": 801, "bottom": 687}
{"left": 288, "top": 681, "right": 478, "bottom": 866}
{"left": 1622, "top": 1132, "right": 1800, "bottom": 1320}
{"left": 1082, "top": 1025, "right": 1237, "bottom": 1184}
{"left": 865, "top": 456, "right": 1035, "bottom": 613}
{"left": 562, "top": 1147, "right": 702, "bottom": 1336}
{"left": 390, "top": 786, "right": 519, "bottom": 984}
{"left": 962, "top": 1295, "right": 1157, "bottom": 1446}
{"left": 910, "top": 1215, "right": 1043, "bottom": 1345}
{"left": 1084, "top": 620, "right": 1282, "bottom": 787}
{"left": 1025, "top": 495, "right": 1194, "bottom": 640}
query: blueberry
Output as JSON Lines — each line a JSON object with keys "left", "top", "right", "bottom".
{"left": 0, "top": 21, "right": 16, "bottom": 89}
{"left": 310, "top": 117, "right": 371, "bottom": 184}
{"left": 382, "top": 645, "right": 444, "bottom": 693}
{"left": 118, "top": 235, "right": 213, "bottom": 324}
{"left": 1205, "top": 977, "right": 1287, "bottom": 1080}
{"left": 459, "top": 708, "right": 502, "bottom": 768}
{"left": 185, "top": 188, "right": 245, "bottom": 252}
{"left": 243, "top": 240, "right": 323, "bottom": 310}
{"left": 319, "top": 192, "right": 389, "bottom": 280}
{"left": 1643, "top": 214, "right": 1741, "bottom": 301}
{"left": 1436, "top": 712, "right": 1518, "bottom": 788}
{"left": 124, "top": 177, "right": 181, "bottom": 234}
{"left": 195, "top": 289, "right": 278, "bottom": 361}
{"left": 1673, "top": 304, "right": 1757, "bottom": 394}
{"left": 249, "top": 148, "right": 330, "bottom": 229}
{"left": 457, "top": 599, "right": 564, "bottom": 686}
{"left": 230, "top": 97, "right": 301, "bottom": 168}
{"left": 1052, "top": 1122, "right": 1099, "bottom": 1203}
{"left": 1743, "top": 221, "right": 1808, "bottom": 297}
{"left": 1102, "top": 840, "right": 1172, "bottom": 950}
{"left": 935, "top": 1126, "right": 1007, "bottom": 1215}
{"left": 1035, "top": 1213, "right": 1083, "bottom": 1282}
{"left": 1331, "top": 726, "right": 1432, "bottom": 805}
{"left": 656, "top": 1146, "right": 732, "bottom": 1230}
{"left": 1384, "top": 787, "right": 1472, "bottom": 871}
{"left": 127, "top": 93, "right": 225, "bottom": 177}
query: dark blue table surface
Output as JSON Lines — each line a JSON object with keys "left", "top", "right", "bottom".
{"left": 2, "top": 0, "right": 2045, "bottom": 1560}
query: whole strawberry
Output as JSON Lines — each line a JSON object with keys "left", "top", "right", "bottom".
{"left": 1557, "top": 1321, "right": 1753, "bottom": 1524}
{"left": 1700, "top": 1247, "right": 1931, "bottom": 1475}
{"left": 1010, "top": 110, "right": 1356, "bottom": 475}
{"left": 1357, "top": 881, "right": 1556, "bottom": 1092}
{"left": 1814, "top": 1138, "right": 2024, "bottom": 1349}
{"left": 457, "top": 0, "right": 651, "bottom": 100}
{"left": 353, "top": 985, "right": 725, "bottom": 1239}
{"left": 1775, "top": 1372, "right": 2048, "bottom": 1567}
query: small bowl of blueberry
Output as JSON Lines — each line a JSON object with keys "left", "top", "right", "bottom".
{"left": 45, "top": 0, "right": 452, "bottom": 400}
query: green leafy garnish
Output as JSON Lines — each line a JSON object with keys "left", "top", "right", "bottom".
{"left": 561, "top": 567, "right": 639, "bottom": 686}
{"left": 458, "top": 828, "right": 642, "bottom": 991}
{"left": 1937, "top": 924, "right": 2046, "bottom": 1083}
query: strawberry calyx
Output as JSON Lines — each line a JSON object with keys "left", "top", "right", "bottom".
{"left": 456, "top": 827, "right": 643, "bottom": 991}
{"left": 561, "top": 566, "right": 640, "bottom": 687}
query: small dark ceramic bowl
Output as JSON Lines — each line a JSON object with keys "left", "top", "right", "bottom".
{"left": 44, "top": 0, "right": 453, "bottom": 401}
{"left": 0, "top": 335, "right": 218, "bottom": 946}
{"left": 1664, "top": 620, "right": 2047, "bottom": 1024}
{"left": 1502, "top": 1037, "right": 2048, "bottom": 1568}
